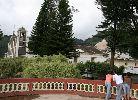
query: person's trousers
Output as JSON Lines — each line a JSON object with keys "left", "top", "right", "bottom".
{"left": 123, "top": 83, "right": 130, "bottom": 95}
{"left": 105, "top": 82, "right": 111, "bottom": 100}
{"left": 116, "top": 83, "right": 123, "bottom": 100}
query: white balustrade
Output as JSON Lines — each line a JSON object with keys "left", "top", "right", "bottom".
{"left": 0, "top": 83, "right": 29, "bottom": 93}
{"left": 67, "top": 83, "right": 94, "bottom": 92}
{"left": 32, "top": 82, "right": 64, "bottom": 91}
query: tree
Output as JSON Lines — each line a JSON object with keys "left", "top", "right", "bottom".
{"left": 96, "top": 0, "right": 134, "bottom": 68}
{"left": 56, "top": 0, "right": 74, "bottom": 56}
{"left": 125, "top": 0, "right": 138, "bottom": 59}
{"left": 29, "top": 0, "right": 58, "bottom": 56}
{"left": 112, "top": 0, "right": 138, "bottom": 59}
{"left": 0, "top": 28, "right": 3, "bottom": 40}
{"left": 29, "top": 0, "right": 74, "bottom": 57}
{"left": 0, "top": 35, "right": 11, "bottom": 57}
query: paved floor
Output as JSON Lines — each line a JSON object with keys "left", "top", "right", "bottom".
{"left": 0, "top": 94, "right": 106, "bottom": 100}
{"left": 32, "top": 94, "right": 104, "bottom": 100}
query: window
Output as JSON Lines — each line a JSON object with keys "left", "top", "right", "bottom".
{"left": 91, "top": 57, "right": 94, "bottom": 62}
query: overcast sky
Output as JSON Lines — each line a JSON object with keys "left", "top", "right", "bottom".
{"left": 0, "top": 0, "right": 103, "bottom": 40}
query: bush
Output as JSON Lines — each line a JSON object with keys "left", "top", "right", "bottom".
{"left": 23, "top": 54, "right": 81, "bottom": 78}
{"left": 0, "top": 54, "right": 125, "bottom": 80}
{"left": 76, "top": 61, "right": 125, "bottom": 80}
{"left": 0, "top": 54, "right": 81, "bottom": 79}
{"left": 114, "top": 65, "right": 125, "bottom": 75}
{"left": 0, "top": 57, "right": 24, "bottom": 78}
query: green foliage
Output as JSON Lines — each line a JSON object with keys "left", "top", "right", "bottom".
{"left": 0, "top": 28, "right": 3, "bottom": 40}
{"left": 84, "top": 34, "right": 102, "bottom": 46}
{"left": 114, "top": 66, "right": 125, "bottom": 75}
{"left": 74, "top": 33, "right": 102, "bottom": 46}
{"left": 0, "top": 54, "right": 81, "bottom": 79}
{"left": 76, "top": 61, "right": 124, "bottom": 80}
{"left": 74, "top": 38, "right": 84, "bottom": 45}
{"left": 0, "top": 57, "right": 23, "bottom": 78}
{"left": 129, "top": 28, "right": 138, "bottom": 59}
{"left": 0, "top": 54, "right": 125, "bottom": 79}
{"left": 116, "top": 1, "right": 138, "bottom": 59}
{"left": 23, "top": 54, "right": 81, "bottom": 78}
{"left": 76, "top": 62, "right": 86, "bottom": 75}
{"left": 29, "top": 0, "right": 58, "bottom": 56}
{"left": 129, "top": 46, "right": 138, "bottom": 59}
{"left": 0, "top": 35, "right": 11, "bottom": 57}
{"left": 29, "top": 0, "right": 74, "bottom": 57}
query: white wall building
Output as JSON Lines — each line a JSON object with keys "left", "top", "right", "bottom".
{"left": 69, "top": 45, "right": 108, "bottom": 63}
{"left": 6, "top": 27, "right": 29, "bottom": 57}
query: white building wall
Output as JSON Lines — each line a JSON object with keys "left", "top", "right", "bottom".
{"left": 114, "top": 60, "right": 138, "bottom": 68}
{"left": 114, "top": 60, "right": 138, "bottom": 74}
{"left": 77, "top": 54, "right": 92, "bottom": 63}
{"left": 76, "top": 53, "right": 107, "bottom": 63}
{"left": 94, "top": 56, "right": 107, "bottom": 62}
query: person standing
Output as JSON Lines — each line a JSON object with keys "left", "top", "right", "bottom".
{"left": 113, "top": 72, "right": 124, "bottom": 100}
{"left": 123, "top": 72, "right": 132, "bottom": 100}
{"left": 105, "top": 70, "right": 113, "bottom": 100}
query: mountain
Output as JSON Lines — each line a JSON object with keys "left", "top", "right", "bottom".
{"left": 84, "top": 34, "right": 103, "bottom": 46}
{"left": 74, "top": 38, "right": 84, "bottom": 45}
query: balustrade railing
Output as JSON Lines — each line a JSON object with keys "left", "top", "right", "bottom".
{"left": 0, "top": 78, "right": 137, "bottom": 100}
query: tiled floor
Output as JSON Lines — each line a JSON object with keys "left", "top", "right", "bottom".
{"left": 0, "top": 94, "right": 107, "bottom": 100}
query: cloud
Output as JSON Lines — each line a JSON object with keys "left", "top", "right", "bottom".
{"left": 0, "top": 0, "right": 43, "bottom": 35}
{"left": 0, "top": 0, "right": 103, "bottom": 40}
{"left": 69, "top": 0, "right": 103, "bottom": 40}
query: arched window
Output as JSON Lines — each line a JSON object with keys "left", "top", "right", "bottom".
{"left": 135, "top": 63, "right": 137, "bottom": 66}
{"left": 125, "top": 62, "right": 127, "bottom": 66}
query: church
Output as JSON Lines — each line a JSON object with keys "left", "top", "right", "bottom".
{"left": 6, "top": 27, "right": 29, "bottom": 57}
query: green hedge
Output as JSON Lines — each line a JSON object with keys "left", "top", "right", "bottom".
{"left": 76, "top": 61, "right": 125, "bottom": 80}
{"left": 23, "top": 55, "right": 81, "bottom": 78}
{"left": 0, "top": 55, "right": 81, "bottom": 78}
{"left": 0, "top": 57, "right": 23, "bottom": 78}
{"left": 0, "top": 54, "right": 124, "bottom": 79}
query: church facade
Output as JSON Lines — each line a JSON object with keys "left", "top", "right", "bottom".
{"left": 6, "top": 27, "right": 29, "bottom": 57}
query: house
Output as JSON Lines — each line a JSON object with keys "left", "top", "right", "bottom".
{"left": 115, "top": 59, "right": 138, "bottom": 74}
{"left": 69, "top": 45, "right": 108, "bottom": 63}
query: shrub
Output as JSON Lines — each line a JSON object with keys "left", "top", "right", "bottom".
{"left": 114, "top": 65, "right": 125, "bottom": 75}
{"left": 76, "top": 61, "right": 124, "bottom": 80}
{"left": 0, "top": 57, "right": 24, "bottom": 78}
{"left": 23, "top": 54, "right": 81, "bottom": 78}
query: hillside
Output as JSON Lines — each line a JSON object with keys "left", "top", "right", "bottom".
{"left": 75, "top": 33, "right": 103, "bottom": 46}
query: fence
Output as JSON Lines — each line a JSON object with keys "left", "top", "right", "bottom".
{"left": 0, "top": 78, "right": 138, "bottom": 99}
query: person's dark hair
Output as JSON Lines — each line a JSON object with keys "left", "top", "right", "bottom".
{"left": 126, "top": 72, "right": 131, "bottom": 76}
{"left": 108, "top": 70, "right": 113, "bottom": 74}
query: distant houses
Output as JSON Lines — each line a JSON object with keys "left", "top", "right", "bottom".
{"left": 68, "top": 45, "right": 107, "bottom": 63}
{"left": 70, "top": 39, "right": 138, "bottom": 74}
